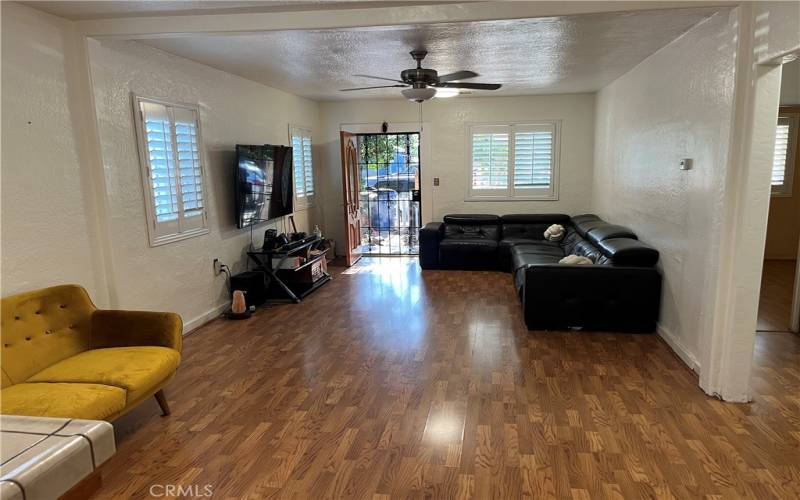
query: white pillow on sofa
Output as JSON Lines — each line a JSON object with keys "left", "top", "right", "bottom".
{"left": 544, "top": 224, "right": 565, "bottom": 242}
{"left": 559, "top": 254, "right": 593, "bottom": 265}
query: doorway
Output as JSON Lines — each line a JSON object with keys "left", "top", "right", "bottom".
{"left": 356, "top": 132, "right": 421, "bottom": 255}
{"left": 757, "top": 99, "right": 800, "bottom": 334}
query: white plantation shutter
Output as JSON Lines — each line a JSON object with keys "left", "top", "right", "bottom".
{"left": 303, "top": 135, "right": 313, "bottom": 196}
{"left": 471, "top": 126, "right": 510, "bottom": 193}
{"left": 141, "top": 103, "right": 179, "bottom": 225}
{"left": 292, "top": 134, "right": 304, "bottom": 196}
{"left": 290, "top": 125, "right": 314, "bottom": 207}
{"left": 772, "top": 114, "right": 797, "bottom": 196}
{"left": 135, "top": 97, "right": 208, "bottom": 246}
{"left": 468, "top": 122, "right": 559, "bottom": 200}
{"left": 513, "top": 124, "right": 555, "bottom": 192}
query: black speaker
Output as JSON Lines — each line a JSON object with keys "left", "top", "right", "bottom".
{"left": 230, "top": 271, "right": 268, "bottom": 308}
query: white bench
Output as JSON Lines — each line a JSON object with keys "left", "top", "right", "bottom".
{"left": 0, "top": 415, "right": 115, "bottom": 500}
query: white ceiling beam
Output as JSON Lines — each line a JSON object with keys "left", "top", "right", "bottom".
{"left": 76, "top": 1, "right": 737, "bottom": 39}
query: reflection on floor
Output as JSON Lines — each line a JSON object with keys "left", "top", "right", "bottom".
{"left": 359, "top": 230, "right": 419, "bottom": 255}
{"left": 101, "top": 260, "right": 800, "bottom": 499}
{"left": 757, "top": 259, "right": 796, "bottom": 332}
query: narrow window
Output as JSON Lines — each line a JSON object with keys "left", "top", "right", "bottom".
{"left": 772, "top": 113, "right": 798, "bottom": 196}
{"left": 290, "top": 125, "right": 314, "bottom": 208}
{"left": 134, "top": 96, "right": 208, "bottom": 246}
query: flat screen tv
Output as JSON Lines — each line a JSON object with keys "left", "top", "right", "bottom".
{"left": 235, "top": 144, "right": 294, "bottom": 228}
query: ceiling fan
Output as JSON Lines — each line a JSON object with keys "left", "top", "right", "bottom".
{"left": 340, "top": 50, "right": 502, "bottom": 102}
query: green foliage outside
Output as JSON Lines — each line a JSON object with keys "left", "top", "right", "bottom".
{"left": 357, "top": 134, "right": 420, "bottom": 172}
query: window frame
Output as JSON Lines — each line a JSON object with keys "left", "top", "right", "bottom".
{"left": 289, "top": 124, "right": 315, "bottom": 209}
{"left": 465, "top": 120, "right": 560, "bottom": 201}
{"left": 132, "top": 94, "right": 210, "bottom": 247}
{"left": 772, "top": 111, "right": 798, "bottom": 198}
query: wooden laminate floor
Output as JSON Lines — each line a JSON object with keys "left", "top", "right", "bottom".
{"left": 98, "top": 258, "right": 800, "bottom": 499}
{"left": 757, "top": 259, "right": 797, "bottom": 332}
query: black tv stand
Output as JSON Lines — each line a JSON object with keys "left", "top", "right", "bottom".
{"left": 246, "top": 236, "right": 331, "bottom": 304}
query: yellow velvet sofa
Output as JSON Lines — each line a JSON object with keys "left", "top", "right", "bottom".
{"left": 1, "top": 285, "right": 182, "bottom": 421}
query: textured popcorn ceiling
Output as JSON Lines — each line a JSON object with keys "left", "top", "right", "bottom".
{"left": 24, "top": 1, "right": 451, "bottom": 20}
{"left": 139, "top": 7, "right": 721, "bottom": 101}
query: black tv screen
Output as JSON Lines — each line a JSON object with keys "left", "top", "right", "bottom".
{"left": 235, "top": 144, "right": 294, "bottom": 228}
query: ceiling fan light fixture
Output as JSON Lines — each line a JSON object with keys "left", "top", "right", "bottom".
{"left": 401, "top": 87, "right": 437, "bottom": 103}
{"left": 435, "top": 87, "right": 460, "bottom": 98}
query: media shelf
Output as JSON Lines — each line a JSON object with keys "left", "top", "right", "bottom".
{"left": 246, "top": 236, "right": 331, "bottom": 304}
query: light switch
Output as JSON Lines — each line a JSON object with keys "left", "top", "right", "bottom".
{"left": 679, "top": 159, "right": 693, "bottom": 171}
{"left": 433, "top": 177, "right": 440, "bottom": 186}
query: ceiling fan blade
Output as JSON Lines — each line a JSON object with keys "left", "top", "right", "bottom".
{"left": 353, "top": 74, "right": 405, "bottom": 83}
{"left": 436, "top": 70, "right": 478, "bottom": 82}
{"left": 438, "top": 82, "right": 502, "bottom": 90}
{"left": 340, "top": 84, "right": 408, "bottom": 91}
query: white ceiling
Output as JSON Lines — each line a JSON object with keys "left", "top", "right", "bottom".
{"left": 24, "top": 1, "right": 456, "bottom": 20}
{"left": 136, "top": 7, "right": 720, "bottom": 101}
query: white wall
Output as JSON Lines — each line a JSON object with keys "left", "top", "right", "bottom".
{"left": 780, "top": 58, "right": 800, "bottom": 105}
{"left": 317, "top": 94, "right": 595, "bottom": 252}
{"left": 87, "top": 39, "right": 320, "bottom": 330}
{"left": 591, "top": 11, "right": 738, "bottom": 370}
{"left": 0, "top": 3, "right": 103, "bottom": 297}
{"left": 0, "top": 3, "right": 322, "bottom": 333}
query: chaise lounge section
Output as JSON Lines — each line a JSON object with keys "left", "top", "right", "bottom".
{"left": 419, "top": 213, "right": 662, "bottom": 332}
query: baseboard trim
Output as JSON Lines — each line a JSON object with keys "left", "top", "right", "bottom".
{"left": 182, "top": 301, "right": 230, "bottom": 335}
{"left": 656, "top": 323, "right": 700, "bottom": 374}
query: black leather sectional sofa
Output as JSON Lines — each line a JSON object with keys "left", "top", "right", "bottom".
{"left": 419, "top": 214, "right": 662, "bottom": 332}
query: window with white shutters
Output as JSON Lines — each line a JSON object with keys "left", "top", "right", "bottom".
{"left": 134, "top": 96, "right": 208, "bottom": 246}
{"left": 468, "top": 122, "right": 559, "bottom": 200}
{"left": 772, "top": 113, "right": 797, "bottom": 197}
{"left": 290, "top": 125, "right": 314, "bottom": 208}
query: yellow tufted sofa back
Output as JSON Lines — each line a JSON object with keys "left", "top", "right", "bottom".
{"left": 1, "top": 285, "right": 96, "bottom": 388}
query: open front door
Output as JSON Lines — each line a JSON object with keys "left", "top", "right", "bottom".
{"left": 340, "top": 131, "right": 362, "bottom": 266}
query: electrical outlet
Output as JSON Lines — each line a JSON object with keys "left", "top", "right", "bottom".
{"left": 213, "top": 258, "right": 221, "bottom": 275}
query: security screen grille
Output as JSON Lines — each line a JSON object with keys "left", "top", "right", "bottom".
{"left": 356, "top": 133, "right": 421, "bottom": 255}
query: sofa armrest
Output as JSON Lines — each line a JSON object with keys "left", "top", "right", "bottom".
{"left": 90, "top": 310, "right": 183, "bottom": 351}
{"left": 419, "top": 222, "right": 443, "bottom": 269}
{"left": 522, "top": 265, "right": 661, "bottom": 332}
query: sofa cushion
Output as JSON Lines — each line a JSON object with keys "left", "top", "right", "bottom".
{"left": 1, "top": 382, "right": 126, "bottom": 420}
{"left": 1, "top": 284, "right": 96, "bottom": 388}
{"left": 500, "top": 214, "right": 571, "bottom": 225}
{"left": 597, "top": 238, "right": 660, "bottom": 267}
{"left": 498, "top": 238, "right": 558, "bottom": 272}
{"left": 511, "top": 242, "right": 564, "bottom": 258}
{"left": 570, "top": 214, "right": 601, "bottom": 225}
{"left": 27, "top": 346, "right": 180, "bottom": 404}
{"left": 500, "top": 214, "right": 571, "bottom": 241}
{"left": 499, "top": 237, "right": 559, "bottom": 253}
{"left": 571, "top": 239, "right": 603, "bottom": 263}
{"left": 443, "top": 214, "right": 501, "bottom": 225}
{"left": 442, "top": 214, "right": 500, "bottom": 240}
{"left": 511, "top": 251, "right": 562, "bottom": 293}
{"left": 439, "top": 239, "right": 498, "bottom": 269}
{"left": 512, "top": 252, "right": 562, "bottom": 269}
{"left": 574, "top": 218, "right": 608, "bottom": 238}
{"left": 586, "top": 224, "right": 638, "bottom": 245}
{"left": 443, "top": 224, "right": 500, "bottom": 240}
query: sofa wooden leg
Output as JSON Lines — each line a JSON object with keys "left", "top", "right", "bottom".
{"left": 154, "top": 389, "right": 171, "bottom": 416}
